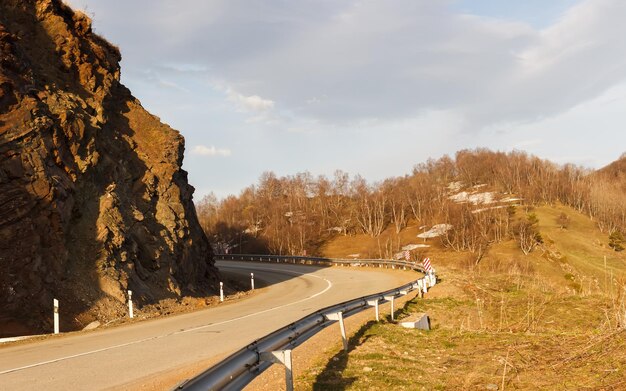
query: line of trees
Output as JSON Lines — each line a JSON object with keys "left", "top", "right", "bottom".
{"left": 196, "top": 149, "right": 626, "bottom": 257}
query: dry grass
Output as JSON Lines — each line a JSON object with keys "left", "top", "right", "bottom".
{"left": 321, "top": 225, "right": 427, "bottom": 260}
{"left": 301, "top": 204, "right": 626, "bottom": 390}
{"left": 298, "top": 272, "right": 626, "bottom": 390}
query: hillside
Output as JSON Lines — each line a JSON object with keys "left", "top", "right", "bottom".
{"left": 197, "top": 150, "right": 626, "bottom": 264}
{"left": 596, "top": 154, "right": 626, "bottom": 191}
{"left": 299, "top": 202, "right": 626, "bottom": 389}
{"left": 197, "top": 150, "right": 626, "bottom": 388}
{"left": 0, "top": 0, "right": 218, "bottom": 336}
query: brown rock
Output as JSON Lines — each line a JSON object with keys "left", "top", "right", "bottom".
{"left": 0, "top": 0, "right": 219, "bottom": 337}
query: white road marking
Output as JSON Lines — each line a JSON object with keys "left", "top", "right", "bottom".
{"left": 0, "top": 265, "right": 332, "bottom": 376}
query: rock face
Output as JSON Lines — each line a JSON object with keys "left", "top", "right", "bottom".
{"left": 0, "top": 0, "right": 218, "bottom": 336}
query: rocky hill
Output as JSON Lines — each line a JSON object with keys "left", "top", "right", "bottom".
{"left": 0, "top": 0, "right": 218, "bottom": 336}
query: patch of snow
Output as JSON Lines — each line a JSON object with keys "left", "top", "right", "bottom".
{"left": 501, "top": 197, "right": 522, "bottom": 203}
{"left": 450, "top": 191, "right": 496, "bottom": 205}
{"left": 417, "top": 224, "right": 453, "bottom": 238}
{"left": 449, "top": 191, "right": 470, "bottom": 203}
{"left": 347, "top": 253, "right": 360, "bottom": 258}
{"left": 447, "top": 181, "right": 463, "bottom": 192}
{"left": 469, "top": 192, "right": 495, "bottom": 204}
{"left": 402, "top": 244, "right": 431, "bottom": 250}
{"left": 327, "top": 226, "right": 343, "bottom": 232}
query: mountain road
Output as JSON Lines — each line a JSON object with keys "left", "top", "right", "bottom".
{"left": 0, "top": 261, "right": 416, "bottom": 390}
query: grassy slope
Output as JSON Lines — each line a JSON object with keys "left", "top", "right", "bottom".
{"left": 302, "top": 204, "right": 626, "bottom": 390}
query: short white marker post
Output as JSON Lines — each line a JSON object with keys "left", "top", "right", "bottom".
{"left": 251, "top": 273, "right": 255, "bottom": 291}
{"left": 220, "top": 282, "right": 224, "bottom": 302}
{"left": 53, "top": 299, "right": 59, "bottom": 334}
{"left": 422, "top": 278, "right": 428, "bottom": 294}
{"left": 128, "top": 290, "right": 134, "bottom": 319}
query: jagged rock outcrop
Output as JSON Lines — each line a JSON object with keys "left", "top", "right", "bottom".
{"left": 0, "top": 0, "right": 218, "bottom": 336}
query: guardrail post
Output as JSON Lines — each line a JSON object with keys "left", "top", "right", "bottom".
{"left": 384, "top": 295, "right": 396, "bottom": 321}
{"left": 251, "top": 273, "right": 255, "bottom": 291}
{"left": 415, "top": 280, "right": 423, "bottom": 298}
{"left": 422, "top": 279, "right": 428, "bottom": 294}
{"left": 326, "top": 312, "right": 348, "bottom": 351}
{"left": 260, "top": 350, "right": 294, "bottom": 391}
{"left": 53, "top": 298, "right": 59, "bottom": 334}
{"left": 367, "top": 299, "right": 380, "bottom": 321}
{"left": 220, "top": 282, "right": 224, "bottom": 302}
{"left": 128, "top": 290, "right": 134, "bottom": 319}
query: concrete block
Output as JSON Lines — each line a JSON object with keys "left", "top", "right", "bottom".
{"left": 400, "top": 313, "right": 430, "bottom": 330}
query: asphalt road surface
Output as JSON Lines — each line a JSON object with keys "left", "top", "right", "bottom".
{"left": 0, "top": 261, "right": 416, "bottom": 390}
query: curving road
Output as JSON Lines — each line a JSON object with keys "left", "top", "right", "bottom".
{"left": 0, "top": 261, "right": 416, "bottom": 390}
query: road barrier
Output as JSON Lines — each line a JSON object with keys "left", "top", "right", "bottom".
{"left": 214, "top": 253, "right": 428, "bottom": 273}
{"left": 175, "top": 254, "right": 436, "bottom": 391}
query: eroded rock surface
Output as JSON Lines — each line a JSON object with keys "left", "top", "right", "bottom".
{"left": 0, "top": 0, "right": 218, "bottom": 336}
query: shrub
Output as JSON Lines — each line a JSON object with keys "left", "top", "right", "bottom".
{"left": 609, "top": 231, "right": 625, "bottom": 252}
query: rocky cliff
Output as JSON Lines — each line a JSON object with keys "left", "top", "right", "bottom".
{"left": 0, "top": 0, "right": 218, "bottom": 336}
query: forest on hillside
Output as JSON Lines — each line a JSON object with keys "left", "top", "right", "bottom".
{"left": 195, "top": 149, "right": 626, "bottom": 259}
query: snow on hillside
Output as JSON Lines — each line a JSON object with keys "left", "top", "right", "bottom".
{"left": 417, "top": 224, "right": 453, "bottom": 238}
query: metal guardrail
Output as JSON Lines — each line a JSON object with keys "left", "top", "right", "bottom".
{"left": 213, "top": 253, "right": 428, "bottom": 273}
{"left": 175, "top": 254, "right": 435, "bottom": 391}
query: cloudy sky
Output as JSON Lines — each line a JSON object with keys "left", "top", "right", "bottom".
{"left": 67, "top": 0, "right": 626, "bottom": 199}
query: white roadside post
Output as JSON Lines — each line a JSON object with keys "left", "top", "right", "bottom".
{"left": 251, "top": 273, "right": 255, "bottom": 291}
{"left": 128, "top": 290, "right": 134, "bottom": 319}
{"left": 53, "top": 298, "right": 59, "bottom": 334}
{"left": 220, "top": 282, "right": 224, "bottom": 302}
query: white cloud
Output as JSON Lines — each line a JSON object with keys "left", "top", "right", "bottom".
{"left": 191, "top": 145, "right": 231, "bottom": 157}
{"left": 157, "top": 79, "right": 189, "bottom": 93}
{"left": 72, "top": 0, "right": 626, "bottom": 130}
{"left": 227, "top": 89, "right": 275, "bottom": 112}
{"left": 64, "top": 0, "right": 626, "bottom": 197}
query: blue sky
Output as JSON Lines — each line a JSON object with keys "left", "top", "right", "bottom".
{"left": 67, "top": 0, "right": 626, "bottom": 199}
{"left": 453, "top": 0, "right": 581, "bottom": 27}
